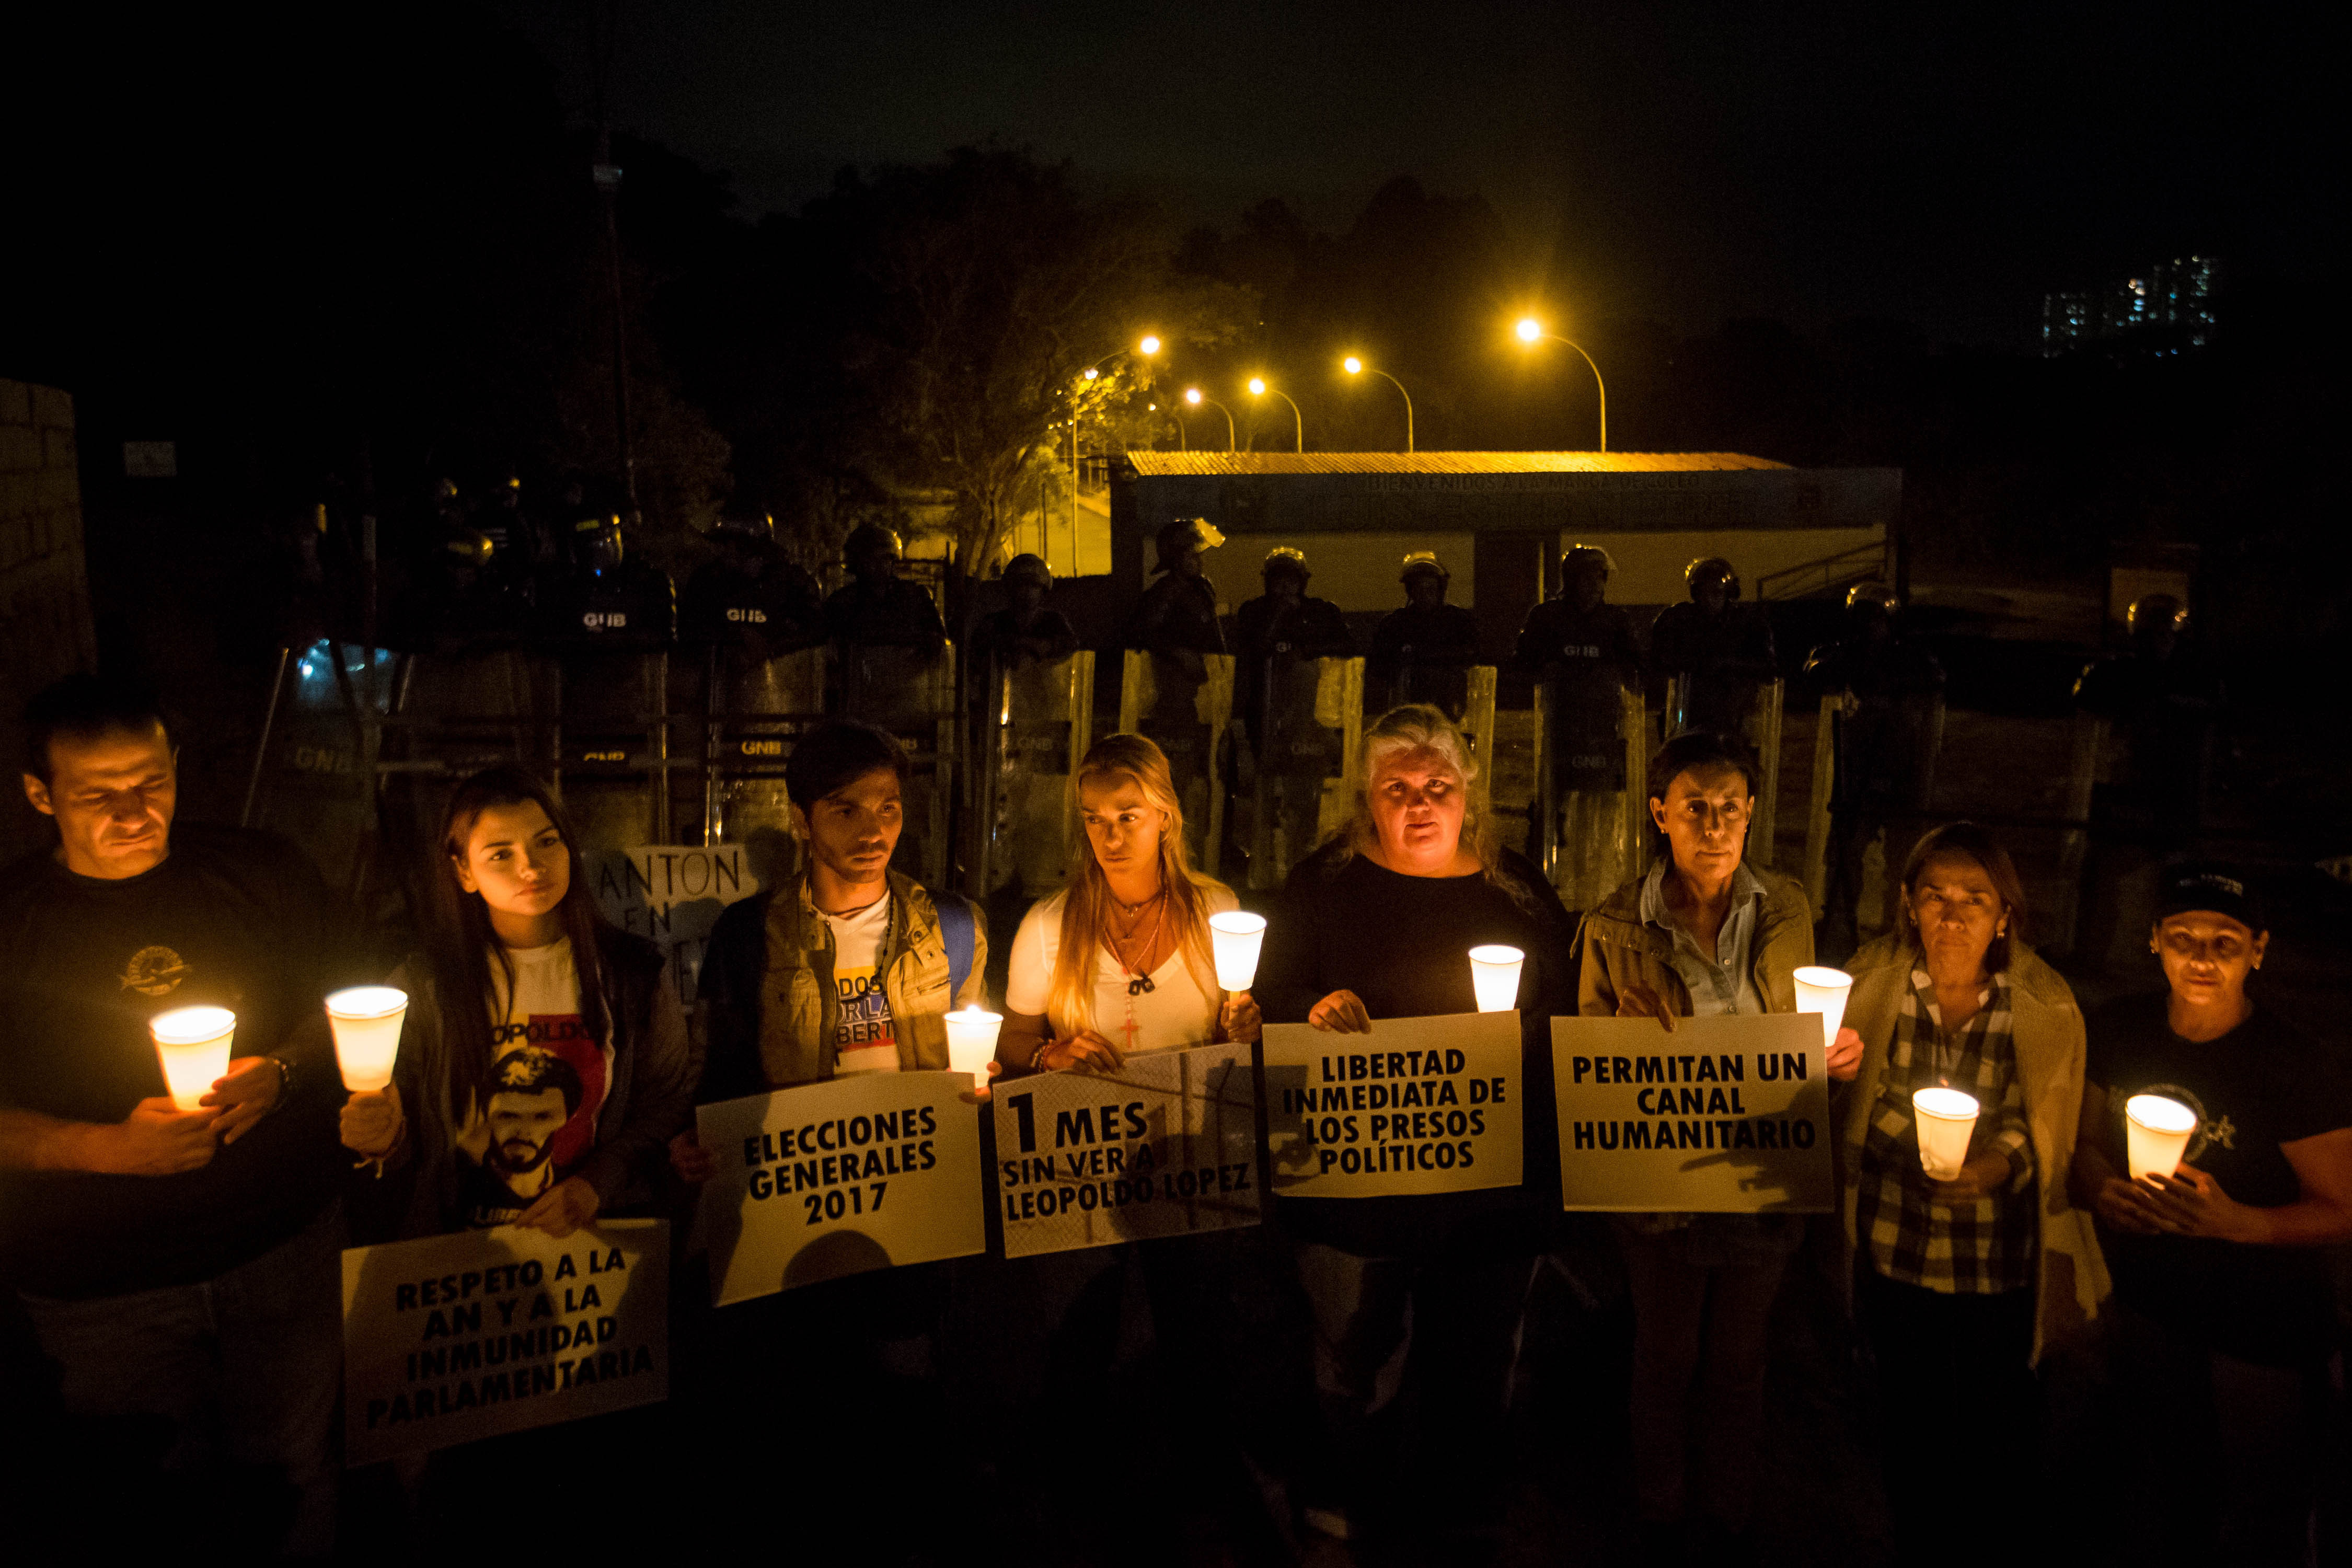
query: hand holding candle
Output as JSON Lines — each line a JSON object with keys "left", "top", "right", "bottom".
{"left": 2125, "top": 1094, "right": 2198, "bottom": 1182}
{"left": 944, "top": 1007, "right": 1003, "bottom": 1081}
{"left": 1468, "top": 946, "right": 1524, "bottom": 1013}
{"left": 1791, "top": 966, "right": 1853, "bottom": 1050}
{"left": 1911, "top": 1086, "right": 1980, "bottom": 1181}
{"left": 326, "top": 987, "right": 409, "bottom": 1092}
{"left": 149, "top": 1006, "right": 236, "bottom": 1111}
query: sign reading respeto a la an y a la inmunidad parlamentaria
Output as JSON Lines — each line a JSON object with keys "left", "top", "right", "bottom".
{"left": 995, "top": 1040, "right": 1260, "bottom": 1257}
{"left": 696, "top": 1069, "right": 986, "bottom": 1306}
{"left": 342, "top": 1219, "right": 668, "bottom": 1465}
{"left": 1551, "top": 1013, "right": 1832, "bottom": 1212}
{"left": 1260, "top": 1011, "right": 1524, "bottom": 1197}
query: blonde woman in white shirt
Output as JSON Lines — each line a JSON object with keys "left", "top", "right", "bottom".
{"left": 1000, "top": 732, "right": 1259, "bottom": 1071}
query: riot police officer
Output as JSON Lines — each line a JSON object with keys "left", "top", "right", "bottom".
{"left": 973, "top": 553, "right": 1079, "bottom": 672}
{"left": 1370, "top": 550, "right": 1481, "bottom": 708}
{"left": 542, "top": 507, "right": 677, "bottom": 645}
{"left": 2073, "top": 593, "right": 2222, "bottom": 837}
{"left": 683, "top": 511, "right": 825, "bottom": 656}
{"left": 1650, "top": 555, "right": 1778, "bottom": 739}
{"left": 1133, "top": 517, "right": 1227, "bottom": 674}
{"left": 824, "top": 523, "right": 946, "bottom": 655}
{"left": 1235, "top": 547, "right": 1354, "bottom": 731}
{"left": 1805, "top": 582, "right": 1946, "bottom": 958}
{"left": 1515, "top": 544, "right": 1645, "bottom": 879}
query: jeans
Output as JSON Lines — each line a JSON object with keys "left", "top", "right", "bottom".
{"left": 18, "top": 1199, "right": 344, "bottom": 1557}
{"left": 1294, "top": 1239, "right": 1529, "bottom": 1527}
{"left": 2106, "top": 1300, "right": 2327, "bottom": 1567}
{"left": 1617, "top": 1225, "right": 1789, "bottom": 1529}
{"left": 1855, "top": 1265, "right": 2037, "bottom": 1564}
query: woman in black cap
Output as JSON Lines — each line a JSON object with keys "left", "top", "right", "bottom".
{"left": 2073, "top": 861, "right": 2352, "bottom": 1563}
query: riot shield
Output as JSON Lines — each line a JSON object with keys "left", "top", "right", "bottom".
{"left": 551, "top": 648, "right": 679, "bottom": 856}
{"left": 1533, "top": 679, "right": 1650, "bottom": 913}
{"left": 1243, "top": 655, "right": 1363, "bottom": 890}
{"left": 701, "top": 643, "right": 827, "bottom": 868}
{"left": 972, "top": 651, "right": 1096, "bottom": 900}
{"left": 244, "top": 639, "right": 398, "bottom": 898}
{"left": 839, "top": 642, "right": 959, "bottom": 887}
{"left": 1119, "top": 650, "right": 1235, "bottom": 878}
{"left": 1456, "top": 666, "right": 1498, "bottom": 846}
{"left": 1805, "top": 687, "right": 1947, "bottom": 949}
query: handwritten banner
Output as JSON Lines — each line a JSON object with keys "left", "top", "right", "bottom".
{"left": 696, "top": 1070, "right": 985, "bottom": 1307}
{"left": 1551, "top": 1014, "right": 1833, "bottom": 1212}
{"left": 341, "top": 1219, "right": 668, "bottom": 1466}
{"left": 994, "top": 1042, "right": 1261, "bottom": 1258}
{"left": 1261, "top": 1012, "right": 1524, "bottom": 1198}
{"left": 591, "top": 844, "right": 764, "bottom": 1009}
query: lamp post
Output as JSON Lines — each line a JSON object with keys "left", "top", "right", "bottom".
{"left": 1246, "top": 377, "right": 1303, "bottom": 452}
{"left": 1514, "top": 318, "right": 1607, "bottom": 452}
{"left": 1341, "top": 356, "right": 1413, "bottom": 452}
{"left": 1068, "top": 335, "right": 1162, "bottom": 574}
{"left": 1184, "top": 388, "right": 1236, "bottom": 451}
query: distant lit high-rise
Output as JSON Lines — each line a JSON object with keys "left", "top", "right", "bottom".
{"left": 2042, "top": 256, "right": 2218, "bottom": 358}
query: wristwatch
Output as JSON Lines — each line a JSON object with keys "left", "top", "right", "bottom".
{"left": 267, "top": 1052, "right": 298, "bottom": 1103}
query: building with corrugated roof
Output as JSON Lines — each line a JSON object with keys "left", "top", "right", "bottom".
{"left": 1110, "top": 451, "right": 1901, "bottom": 661}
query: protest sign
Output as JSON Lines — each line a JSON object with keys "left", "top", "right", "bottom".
{"left": 342, "top": 1219, "right": 668, "bottom": 1466}
{"left": 1551, "top": 1013, "right": 1833, "bottom": 1212}
{"left": 1261, "top": 1012, "right": 1524, "bottom": 1198}
{"left": 591, "top": 843, "right": 764, "bottom": 1009}
{"left": 697, "top": 1070, "right": 985, "bottom": 1306}
{"left": 995, "top": 1041, "right": 1261, "bottom": 1258}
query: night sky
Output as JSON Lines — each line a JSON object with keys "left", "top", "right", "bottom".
{"left": 488, "top": 0, "right": 2327, "bottom": 346}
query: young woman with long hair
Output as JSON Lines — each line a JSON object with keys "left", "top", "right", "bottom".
{"left": 998, "top": 732, "right": 1258, "bottom": 1073}
{"left": 339, "top": 766, "right": 695, "bottom": 1237}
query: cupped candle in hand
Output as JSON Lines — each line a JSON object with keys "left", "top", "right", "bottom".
{"left": 944, "top": 1008, "right": 1003, "bottom": 1080}
{"left": 1208, "top": 910, "right": 1267, "bottom": 993}
{"left": 1911, "top": 1086, "right": 1980, "bottom": 1181}
{"left": 1791, "top": 966, "right": 1854, "bottom": 1052}
{"left": 1468, "top": 946, "right": 1525, "bottom": 1013}
{"left": 2125, "top": 1093, "right": 2199, "bottom": 1182}
{"left": 150, "top": 1006, "right": 236, "bottom": 1111}
{"left": 326, "top": 987, "right": 409, "bottom": 1092}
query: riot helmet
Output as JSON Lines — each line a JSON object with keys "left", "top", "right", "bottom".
{"left": 1154, "top": 516, "right": 1223, "bottom": 575}
{"left": 716, "top": 511, "right": 777, "bottom": 546}
{"left": 571, "top": 513, "right": 625, "bottom": 573}
{"left": 1563, "top": 543, "right": 1615, "bottom": 609}
{"left": 1001, "top": 552, "right": 1053, "bottom": 591}
{"left": 2128, "top": 592, "right": 2187, "bottom": 656}
{"left": 844, "top": 523, "right": 903, "bottom": 580}
{"left": 1401, "top": 550, "right": 1448, "bottom": 607}
{"left": 1686, "top": 556, "right": 1739, "bottom": 611}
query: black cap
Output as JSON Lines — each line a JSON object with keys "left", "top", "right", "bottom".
{"left": 2155, "top": 861, "right": 2265, "bottom": 932}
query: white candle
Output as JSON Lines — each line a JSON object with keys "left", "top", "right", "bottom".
{"left": 1208, "top": 910, "right": 1267, "bottom": 993}
{"left": 1468, "top": 946, "right": 1525, "bottom": 1013}
{"left": 1912, "top": 1086, "right": 1980, "bottom": 1181}
{"left": 944, "top": 1008, "right": 1002, "bottom": 1080}
{"left": 150, "top": 1006, "right": 236, "bottom": 1111}
{"left": 2125, "top": 1093, "right": 2199, "bottom": 1182}
{"left": 1791, "top": 965, "right": 1854, "bottom": 1052}
{"left": 326, "top": 987, "right": 409, "bottom": 1092}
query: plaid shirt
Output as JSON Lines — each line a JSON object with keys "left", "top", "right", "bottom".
{"left": 1855, "top": 967, "right": 2036, "bottom": 1294}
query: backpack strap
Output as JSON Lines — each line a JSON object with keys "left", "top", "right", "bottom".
{"left": 933, "top": 890, "right": 978, "bottom": 1004}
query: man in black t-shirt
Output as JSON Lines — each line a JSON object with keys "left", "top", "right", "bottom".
{"left": 2073, "top": 863, "right": 2352, "bottom": 1562}
{"left": 0, "top": 675, "right": 359, "bottom": 1555}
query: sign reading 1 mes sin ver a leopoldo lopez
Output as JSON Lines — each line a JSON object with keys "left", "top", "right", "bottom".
{"left": 1551, "top": 1013, "right": 1834, "bottom": 1212}
{"left": 696, "top": 1070, "right": 986, "bottom": 1307}
{"left": 341, "top": 1219, "right": 669, "bottom": 1465}
{"left": 1260, "top": 1012, "right": 1525, "bottom": 1196}
{"left": 994, "top": 1041, "right": 1261, "bottom": 1258}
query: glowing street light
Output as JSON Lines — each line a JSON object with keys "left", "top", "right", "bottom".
{"left": 1139, "top": 334, "right": 1162, "bottom": 357}
{"left": 1066, "top": 333, "right": 1167, "bottom": 568}
{"left": 1514, "top": 316, "right": 1608, "bottom": 451}
{"left": 1341, "top": 356, "right": 1413, "bottom": 452}
{"left": 1184, "top": 387, "right": 1235, "bottom": 450}
{"left": 1246, "top": 377, "right": 1303, "bottom": 452}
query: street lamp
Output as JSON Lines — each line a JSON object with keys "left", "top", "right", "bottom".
{"left": 1067, "top": 334, "right": 1165, "bottom": 571}
{"left": 1341, "top": 356, "right": 1413, "bottom": 452}
{"left": 1514, "top": 317, "right": 1607, "bottom": 452}
{"left": 1246, "top": 377, "right": 1303, "bottom": 452}
{"left": 1184, "top": 387, "right": 1235, "bottom": 451}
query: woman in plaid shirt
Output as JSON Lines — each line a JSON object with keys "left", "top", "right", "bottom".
{"left": 1832, "top": 822, "right": 2105, "bottom": 1565}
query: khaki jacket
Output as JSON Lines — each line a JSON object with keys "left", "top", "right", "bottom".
{"left": 1574, "top": 863, "right": 1816, "bottom": 1019}
{"left": 733, "top": 868, "right": 985, "bottom": 1090}
{"left": 1835, "top": 934, "right": 2109, "bottom": 1363}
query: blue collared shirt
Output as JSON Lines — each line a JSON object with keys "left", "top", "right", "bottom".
{"left": 1640, "top": 859, "right": 1768, "bottom": 1017}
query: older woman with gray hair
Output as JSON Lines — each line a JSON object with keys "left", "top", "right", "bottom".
{"left": 1256, "top": 704, "right": 1576, "bottom": 1547}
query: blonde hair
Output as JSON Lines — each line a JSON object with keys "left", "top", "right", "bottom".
{"left": 1322, "top": 704, "right": 1535, "bottom": 908}
{"left": 1047, "top": 733, "right": 1230, "bottom": 1035}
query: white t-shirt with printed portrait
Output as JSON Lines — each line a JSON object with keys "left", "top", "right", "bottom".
{"left": 1005, "top": 883, "right": 1238, "bottom": 1057}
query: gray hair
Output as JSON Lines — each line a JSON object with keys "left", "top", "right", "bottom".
{"left": 1321, "top": 705, "right": 1529, "bottom": 906}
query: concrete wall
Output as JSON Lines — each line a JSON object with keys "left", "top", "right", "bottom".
{"left": 0, "top": 379, "right": 99, "bottom": 863}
